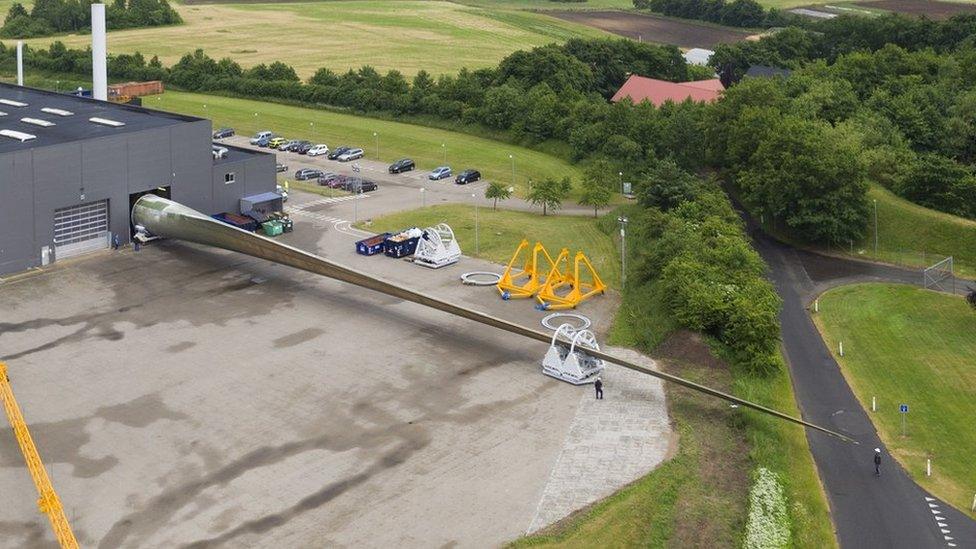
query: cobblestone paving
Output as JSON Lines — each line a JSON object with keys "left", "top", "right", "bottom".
{"left": 527, "top": 346, "right": 673, "bottom": 533}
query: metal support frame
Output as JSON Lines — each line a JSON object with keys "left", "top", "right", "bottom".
{"left": 923, "top": 256, "right": 954, "bottom": 293}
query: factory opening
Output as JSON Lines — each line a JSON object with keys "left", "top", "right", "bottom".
{"left": 53, "top": 200, "right": 110, "bottom": 259}
{"left": 128, "top": 187, "right": 171, "bottom": 236}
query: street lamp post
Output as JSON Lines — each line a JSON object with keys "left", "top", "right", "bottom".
{"left": 618, "top": 171, "right": 624, "bottom": 194}
{"left": 618, "top": 216, "right": 628, "bottom": 288}
{"left": 420, "top": 187, "right": 426, "bottom": 208}
{"left": 374, "top": 132, "right": 379, "bottom": 160}
{"left": 509, "top": 154, "right": 515, "bottom": 187}
{"left": 310, "top": 121, "right": 314, "bottom": 142}
{"left": 472, "top": 193, "right": 480, "bottom": 256}
{"left": 441, "top": 143, "right": 446, "bottom": 164}
{"left": 873, "top": 199, "right": 878, "bottom": 255}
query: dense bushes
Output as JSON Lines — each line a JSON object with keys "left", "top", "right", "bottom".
{"left": 631, "top": 171, "right": 782, "bottom": 374}
{"left": 1, "top": 0, "right": 181, "bottom": 38}
{"left": 633, "top": 0, "right": 795, "bottom": 29}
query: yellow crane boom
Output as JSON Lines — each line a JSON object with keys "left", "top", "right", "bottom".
{"left": 0, "top": 362, "right": 79, "bottom": 549}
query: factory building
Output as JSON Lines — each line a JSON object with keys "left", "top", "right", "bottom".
{"left": 0, "top": 82, "right": 275, "bottom": 276}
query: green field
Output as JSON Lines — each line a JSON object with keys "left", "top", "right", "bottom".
{"left": 861, "top": 185, "right": 976, "bottom": 278}
{"left": 151, "top": 90, "right": 583, "bottom": 194}
{"left": 19, "top": 0, "right": 607, "bottom": 77}
{"left": 814, "top": 283, "right": 976, "bottom": 519}
{"left": 355, "top": 204, "right": 621, "bottom": 286}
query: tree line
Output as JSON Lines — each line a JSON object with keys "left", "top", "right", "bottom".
{"left": 632, "top": 0, "right": 798, "bottom": 29}
{"left": 1, "top": 0, "right": 181, "bottom": 38}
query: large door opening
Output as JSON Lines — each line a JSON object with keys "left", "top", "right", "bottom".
{"left": 129, "top": 187, "right": 171, "bottom": 236}
{"left": 54, "top": 199, "right": 110, "bottom": 259}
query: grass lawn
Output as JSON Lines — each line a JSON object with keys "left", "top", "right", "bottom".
{"left": 18, "top": 1, "right": 607, "bottom": 77}
{"left": 150, "top": 90, "right": 583, "bottom": 195}
{"left": 354, "top": 204, "right": 622, "bottom": 287}
{"left": 814, "top": 283, "right": 976, "bottom": 519}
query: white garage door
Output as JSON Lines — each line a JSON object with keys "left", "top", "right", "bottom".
{"left": 54, "top": 200, "right": 110, "bottom": 259}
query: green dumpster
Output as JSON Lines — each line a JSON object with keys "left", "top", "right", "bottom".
{"left": 262, "top": 221, "right": 283, "bottom": 236}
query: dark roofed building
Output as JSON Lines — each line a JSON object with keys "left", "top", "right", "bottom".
{"left": 0, "top": 82, "right": 275, "bottom": 275}
{"left": 744, "top": 65, "right": 793, "bottom": 79}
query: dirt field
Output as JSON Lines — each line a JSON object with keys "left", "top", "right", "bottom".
{"left": 549, "top": 10, "right": 752, "bottom": 48}
{"left": 854, "top": 0, "right": 976, "bottom": 19}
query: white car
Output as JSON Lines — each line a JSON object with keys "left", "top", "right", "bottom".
{"left": 337, "top": 148, "right": 364, "bottom": 162}
{"left": 249, "top": 130, "right": 273, "bottom": 145}
{"left": 307, "top": 144, "right": 329, "bottom": 156}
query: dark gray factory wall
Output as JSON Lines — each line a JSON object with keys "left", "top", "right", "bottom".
{"left": 212, "top": 152, "right": 276, "bottom": 215}
{"left": 0, "top": 151, "right": 35, "bottom": 275}
{"left": 0, "top": 118, "right": 235, "bottom": 277}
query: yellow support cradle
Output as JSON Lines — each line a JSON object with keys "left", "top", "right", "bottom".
{"left": 0, "top": 362, "right": 79, "bottom": 549}
{"left": 536, "top": 250, "right": 607, "bottom": 310}
{"left": 497, "top": 239, "right": 558, "bottom": 300}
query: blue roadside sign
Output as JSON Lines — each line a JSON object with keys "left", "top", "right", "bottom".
{"left": 899, "top": 404, "right": 909, "bottom": 413}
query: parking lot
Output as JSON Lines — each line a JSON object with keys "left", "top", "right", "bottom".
{"left": 1, "top": 135, "right": 669, "bottom": 547}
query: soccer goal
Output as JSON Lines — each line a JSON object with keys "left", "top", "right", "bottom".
{"left": 923, "top": 256, "right": 954, "bottom": 293}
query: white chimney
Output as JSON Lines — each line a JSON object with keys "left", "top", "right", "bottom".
{"left": 91, "top": 3, "right": 107, "bottom": 101}
{"left": 16, "top": 41, "right": 23, "bottom": 86}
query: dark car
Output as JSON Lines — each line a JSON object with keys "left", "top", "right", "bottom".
{"left": 276, "top": 163, "right": 288, "bottom": 173}
{"left": 345, "top": 179, "right": 378, "bottom": 193}
{"left": 295, "top": 141, "right": 313, "bottom": 154}
{"left": 317, "top": 172, "right": 343, "bottom": 187}
{"left": 455, "top": 169, "right": 481, "bottom": 185}
{"left": 389, "top": 158, "right": 415, "bottom": 174}
{"left": 280, "top": 140, "right": 302, "bottom": 152}
{"left": 212, "top": 127, "right": 234, "bottom": 139}
{"left": 327, "top": 146, "right": 351, "bottom": 160}
{"left": 295, "top": 168, "right": 324, "bottom": 181}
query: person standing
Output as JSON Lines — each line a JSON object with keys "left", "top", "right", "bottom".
{"left": 874, "top": 448, "right": 882, "bottom": 476}
{"left": 594, "top": 378, "right": 603, "bottom": 400}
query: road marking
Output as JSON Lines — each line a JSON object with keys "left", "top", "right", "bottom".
{"left": 929, "top": 503, "right": 939, "bottom": 508}
{"left": 926, "top": 497, "right": 936, "bottom": 502}
{"left": 289, "top": 193, "right": 369, "bottom": 211}
{"left": 938, "top": 522, "right": 947, "bottom": 527}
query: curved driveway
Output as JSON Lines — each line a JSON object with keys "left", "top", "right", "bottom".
{"left": 748, "top": 219, "right": 976, "bottom": 548}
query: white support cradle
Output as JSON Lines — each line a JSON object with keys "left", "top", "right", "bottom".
{"left": 414, "top": 223, "right": 462, "bottom": 268}
{"left": 541, "top": 323, "right": 605, "bottom": 385}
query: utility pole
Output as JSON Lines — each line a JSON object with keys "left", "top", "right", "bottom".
{"left": 472, "top": 193, "right": 480, "bottom": 256}
{"left": 509, "top": 154, "right": 515, "bottom": 188}
{"left": 618, "top": 216, "right": 628, "bottom": 288}
{"left": 373, "top": 132, "right": 379, "bottom": 160}
{"left": 618, "top": 171, "right": 624, "bottom": 194}
{"left": 441, "top": 143, "right": 446, "bottom": 164}
{"left": 420, "top": 187, "right": 426, "bottom": 208}
{"left": 874, "top": 199, "right": 879, "bottom": 255}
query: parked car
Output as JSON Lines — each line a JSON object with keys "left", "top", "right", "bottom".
{"left": 249, "top": 130, "right": 273, "bottom": 145}
{"left": 276, "top": 184, "right": 289, "bottom": 202}
{"left": 268, "top": 136, "right": 289, "bottom": 149}
{"left": 345, "top": 179, "right": 378, "bottom": 193}
{"left": 276, "top": 163, "right": 288, "bottom": 173}
{"left": 389, "top": 158, "right": 415, "bottom": 174}
{"left": 254, "top": 136, "right": 271, "bottom": 147}
{"left": 455, "top": 169, "right": 481, "bottom": 185}
{"left": 213, "top": 127, "right": 234, "bottom": 139}
{"left": 317, "top": 172, "right": 342, "bottom": 187}
{"left": 337, "top": 148, "right": 364, "bottom": 162}
{"left": 327, "top": 146, "right": 351, "bottom": 160}
{"left": 295, "top": 141, "right": 314, "bottom": 154}
{"left": 295, "top": 168, "right": 324, "bottom": 181}
{"left": 307, "top": 144, "right": 329, "bottom": 156}
{"left": 428, "top": 166, "right": 452, "bottom": 180}
{"left": 280, "top": 139, "right": 302, "bottom": 152}
{"left": 212, "top": 144, "right": 229, "bottom": 159}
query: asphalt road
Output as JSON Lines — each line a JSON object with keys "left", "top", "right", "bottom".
{"left": 748, "top": 222, "right": 976, "bottom": 549}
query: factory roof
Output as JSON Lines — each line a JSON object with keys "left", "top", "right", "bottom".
{"left": 0, "top": 82, "right": 202, "bottom": 154}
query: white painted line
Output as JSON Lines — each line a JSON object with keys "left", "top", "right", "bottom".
{"left": 926, "top": 497, "right": 935, "bottom": 502}
{"left": 935, "top": 515, "right": 946, "bottom": 520}
{"left": 945, "top": 535, "right": 954, "bottom": 540}
{"left": 941, "top": 529, "right": 950, "bottom": 534}
{"left": 929, "top": 503, "right": 939, "bottom": 508}
{"left": 938, "top": 522, "right": 947, "bottom": 527}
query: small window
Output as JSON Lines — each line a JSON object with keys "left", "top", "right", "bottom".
{"left": 224, "top": 172, "right": 236, "bottom": 184}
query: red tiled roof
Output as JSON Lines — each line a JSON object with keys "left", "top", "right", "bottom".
{"left": 611, "top": 75, "right": 723, "bottom": 107}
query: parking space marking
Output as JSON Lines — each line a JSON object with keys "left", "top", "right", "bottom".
{"left": 288, "top": 194, "right": 369, "bottom": 212}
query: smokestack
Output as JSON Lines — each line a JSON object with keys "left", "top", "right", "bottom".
{"left": 91, "top": 3, "right": 107, "bottom": 101}
{"left": 16, "top": 41, "right": 23, "bottom": 86}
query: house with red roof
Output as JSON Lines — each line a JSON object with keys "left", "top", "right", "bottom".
{"left": 611, "top": 74, "right": 724, "bottom": 107}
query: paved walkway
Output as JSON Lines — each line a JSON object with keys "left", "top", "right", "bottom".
{"left": 527, "top": 347, "right": 672, "bottom": 533}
